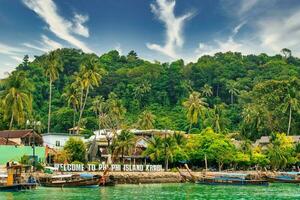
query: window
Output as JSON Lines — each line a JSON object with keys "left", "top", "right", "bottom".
{"left": 55, "top": 141, "right": 60, "bottom": 147}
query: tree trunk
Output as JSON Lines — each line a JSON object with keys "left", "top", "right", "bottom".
{"left": 287, "top": 105, "right": 292, "bottom": 135}
{"left": 77, "top": 86, "right": 89, "bottom": 133}
{"left": 218, "top": 162, "right": 223, "bottom": 172}
{"left": 165, "top": 156, "right": 169, "bottom": 172}
{"left": 204, "top": 154, "right": 208, "bottom": 172}
{"left": 188, "top": 123, "right": 192, "bottom": 134}
{"left": 98, "top": 116, "right": 101, "bottom": 136}
{"left": 47, "top": 78, "right": 52, "bottom": 133}
{"left": 122, "top": 148, "right": 124, "bottom": 164}
{"left": 72, "top": 107, "right": 77, "bottom": 134}
{"left": 9, "top": 112, "right": 14, "bottom": 130}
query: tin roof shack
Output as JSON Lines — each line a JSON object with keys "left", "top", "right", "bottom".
{"left": 0, "top": 130, "right": 43, "bottom": 146}
{"left": 254, "top": 136, "right": 300, "bottom": 150}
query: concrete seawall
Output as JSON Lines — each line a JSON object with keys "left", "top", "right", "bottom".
{"left": 29, "top": 171, "right": 278, "bottom": 184}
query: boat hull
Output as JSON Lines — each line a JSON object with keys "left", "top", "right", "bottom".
{"left": 0, "top": 183, "right": 37, "bottom": 191}
{"left": 265, "top": 176, "right": 300, "bottom": 184}
{"left": 196, "top": 178, "right": 269, "bottom": 186}
{"left": 40, "top": 178, "right": 100, "bottom": 187}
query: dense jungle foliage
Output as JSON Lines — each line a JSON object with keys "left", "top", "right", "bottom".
{"left": 0, "top": 48, "right": 299, "bottom": 142}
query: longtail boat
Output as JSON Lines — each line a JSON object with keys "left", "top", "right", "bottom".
{"left": 39, "top": 174, "right": 101, "bottom": 187}
{"left": 265, "top": 172, "right": 300, "bottom": 184}
{"left": 0, "top": 165, "right": 37, "bottom": 191}
{"left": 196, "top": 173, "right": 268, "bottom": 186}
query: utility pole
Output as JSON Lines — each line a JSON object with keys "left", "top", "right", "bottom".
{"left": 27, "top": 120, "right": 41, "bottom": 172}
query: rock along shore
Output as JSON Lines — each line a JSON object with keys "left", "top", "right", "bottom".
{"left": 33, "top": 170, "right": 277, "bottom": 184}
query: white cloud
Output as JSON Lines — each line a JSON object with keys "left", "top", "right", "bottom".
{"left": 10, "top": 56, "right": 23, "bottom": 62}
{"left": 114, "top": 43, "right": 123, "bottom": 55}
{"left": 146, "top": 0, "right": 193, "bottom": 59}
{"left": 238, "top": 0, "right": 259, "bottom": 16}
{"left": 258, "top": 9, "right": 300, "bottom": 55}
{"left": 41, "top": 35, "right": 63, "bottom": 50}
{"left": 23, "top": 42, "right": 46, "bottom": 52}
{"left": 23, "top": 35, "right": 63, "bottom": 52}
{"left": 193, "top": 22, "right": 257, "bottom": 58}
{"left": 0, "top": 42, "right": 25, "bottom": 56}
{"left": 22, "top": 0, "right": 92, "bottom": 52}
{"left": 72, "top": 13, "right": 89, "bottom": 37}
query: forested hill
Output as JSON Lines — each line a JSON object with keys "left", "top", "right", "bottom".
{"left": 1, "top": 48, "right": 300, "bottom": 140}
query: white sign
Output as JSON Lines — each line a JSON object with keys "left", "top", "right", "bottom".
{"left": 54, "top": 163, "right": 163, "bottom": 172}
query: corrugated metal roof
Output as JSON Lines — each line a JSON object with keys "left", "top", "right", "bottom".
{"left": 0, "top": 130, "right": 34, "bottom": 138}
{"left": 0, "top": 137, "right": 18, "bottom": 145}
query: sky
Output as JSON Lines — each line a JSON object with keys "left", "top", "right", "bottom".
{"left": 1, "top": 0, "right": 300, "bottom": 78}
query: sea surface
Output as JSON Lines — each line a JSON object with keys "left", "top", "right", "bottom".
{"left": 0, "top": 183, "right": 300, "bottom": 200}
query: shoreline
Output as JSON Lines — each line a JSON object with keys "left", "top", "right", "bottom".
{"left": 30, "top": 170, "right": 279, "bottom": 184}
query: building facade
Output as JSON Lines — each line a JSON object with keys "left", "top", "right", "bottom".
{"left": 42, "top": 133, "right": 85, "bottom": 149}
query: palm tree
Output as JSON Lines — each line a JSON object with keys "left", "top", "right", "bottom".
{"left": 201, "top": 84, "right": 213, "bottom": 97}
{"left": 162, "top": 136, "right": 176, "bottom": 171}
{"left": 172, "top": 132, "right": 186, "bottom": 146}
{"left": 241, "top": 104, "right": 264, "bottom": 139}
{"left": 0, "top": 71, "right": 33, "bottom": 129}
{"left": 91, "top": 96, "right": 107, "bottom": 133}
{"left": 226, "top": 80, "right": 239, "bottom": 104}
{"left": 133, "top": 81, "right": 151, "bottom": 108}
{"left": 112, "top": 130, "right": 135, "bottom": 164}
{"left": 42, "top": 51, "right": 62, "bottom": 133}
{"left": 282, "top": 87, "right": 299, "bottom": 135}
{"left": 182, "top": 91, "right": 208, "bottom": 133}
{"left": 74, "top": 56, "right": 106, "bottom": 131}
{"left": 62, "top": 86, "right": 79, "bottom": 132}
{"left": 143, "top": 136, "right": 163, "bottom": 162}
{"left": 204, "top": 104, "right": 228, "bottom": 133}
{"left": 137, "top": 110, "right": 155, "bottom": 129}
{"left": 107, "top": 92, "right": 126, "bottom": 130}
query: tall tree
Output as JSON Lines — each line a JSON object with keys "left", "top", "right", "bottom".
{"left": 282, "top": 86, "right": 299, "bottom": 135}
{"left": 62, "top": 86, "right": 79, "bottom": 132}
{"left": 74, "top": 56, "right": 106, "bottom": 132}
{"left": 143, "top": 136, "right": 163, "bottom": 162}
{"left": 42, "top": 51, "right": 62, "bottom": 133}
{"left": 137, "top": 110, "right": 155, "bottom": 129}
{"left": 226, "top": 80, "right": 239, "bottom": 104}
{"left": 183, "top": 91, "right": 208, "bottom": 133}
{"left": 133, "top": 81, "right": 151, "bottom": 108}
{"left": 204, "top": 104, "right": 228, "bottom": 133}
{"left": 281, "top": 48, "right": 292, "bottom": 59}
{"left": 112, "top": 130, "right": 135, "bottom": 163}
{"left": 91, "top": 96, "right": 107, "bottom": 133}
{"left": 0, "top": 71, "right": 33, "bottom": 129}
{"left": 107, "top": 92, "right": 126, "bottom": 131}
{"left": 201, "top": 84, "right": 213, "bottom": 97}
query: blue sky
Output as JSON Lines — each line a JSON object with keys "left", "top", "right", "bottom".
{"left": 1, "top": 0, "right": 300, "bottom": 77}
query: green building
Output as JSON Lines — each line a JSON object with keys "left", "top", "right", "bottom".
{"left": 0, "top": 145, "right": 46, "bottom": 165}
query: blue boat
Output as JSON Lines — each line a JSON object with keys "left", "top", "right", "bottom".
{"left": 265, "top": 172, "right": 300, "bottom": 184}
{"left": 196, "top": 173, "right": 268, "bottom": 186}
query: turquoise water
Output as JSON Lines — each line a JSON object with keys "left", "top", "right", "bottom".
{"left": 0, "top": 183, "right": 300, "bottom": 200}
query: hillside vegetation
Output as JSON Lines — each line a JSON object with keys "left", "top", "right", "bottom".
{"left": 0, "top": 48, "right": 299, "bottom": 141}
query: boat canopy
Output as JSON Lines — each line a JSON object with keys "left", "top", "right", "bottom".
{"left": 51, "top": 174, "right": 73, "bottom": 178}
{"left": 0, "top": 174, "right": 7, "bottom": 178}
{"left": 218, "top": 173, "right": 248, "bottom": 177}
{"left": 79, "top": 174, "right": 94, "bottom": 179}
{"left": 45, "top": 167, "right": 59, "bottom": 171}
